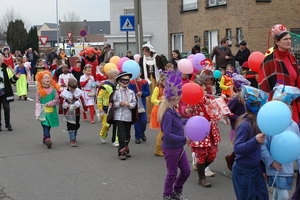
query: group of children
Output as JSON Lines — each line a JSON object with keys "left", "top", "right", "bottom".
{"left": 31, "top": 52, "right": 300, "bottom": 199}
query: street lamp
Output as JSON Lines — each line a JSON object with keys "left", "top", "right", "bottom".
{"left": 56, "top": 0, "right": 59, "bottom": 47}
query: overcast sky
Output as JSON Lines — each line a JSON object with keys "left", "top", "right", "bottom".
{"left": 0, "top": 0, "right": 110, "bottom": 26}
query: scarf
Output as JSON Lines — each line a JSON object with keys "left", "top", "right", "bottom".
{"left": 142, "top": 54, "right": 160, "bottom": 84}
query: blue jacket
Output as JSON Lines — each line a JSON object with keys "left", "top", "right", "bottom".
{"left": 234, "top": 115, "right": 262, "bottom": 166}
{"left": 128, "top": 79, "right": 150, "bottom": 108}
{"left": 261, "top": 120, "right": 300, "bottom": 177}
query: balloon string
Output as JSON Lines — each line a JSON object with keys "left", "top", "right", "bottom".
{"left": 271, "top": 170, "right": 279, "bottom": 189}
{"left": 178, "top": 145, "right": 187, "bottom": 161}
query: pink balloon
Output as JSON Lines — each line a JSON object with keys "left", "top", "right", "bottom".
{"left": 188, "top": 54, "right": 194, "bottom": 62}
{"left": 134, "top": 54, "right": 141, "bottom": 62}
{"left": 192, "top": 53, "right": 206, "bottom": 70}
{"left": 117, "top": 57, "right": 129, "bottom": 70}
{"left": 178, "top": 59, "right": 193, "bottom": 74}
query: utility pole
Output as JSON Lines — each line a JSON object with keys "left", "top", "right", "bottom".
{"left": 134, "top": 0, "right": 143, "bottom": 55}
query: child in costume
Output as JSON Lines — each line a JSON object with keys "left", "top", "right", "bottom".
{"left": 181, "top": 73, "right": 190, "bottom": 85}
{"left": 34, "top": 59, "right": 48, "bottom": 84}
{"left": 97, "top": 68, "right": 119, "bottom": 145}
{"left": 71, "top": 60, "right": 83, "bottom": 88}
{"left": 60, "top": 78, "right": 87, "bottom": 147}
{"left": 35, "top": 71, "right": 60, "bottom": 149}
{"left": 164, "top": 63, "right": 174, "bottom": 71}
{"left": 185, "top": 77, "right": 221, "bottom": 187}
{"left": 80, "top": 64, "right": 97, "bottom": 123}
{"left": 158, "top": 70, "right": 190, "bottom": 200}
{"left": 15, "top": 57, "right": 31, "bottom": 100}
{"left": 110, "top": 71, "right": 137, "bottom": 160}
{"left": 128, "top": 70, "right": 150, "bottom": 144}
{"left": 261, "top": 84, "right": 300, "bottom": 200}
{"left": 58, "top": 64, "right": 75, "bottom": 92}
{"left": 232, "top": 85, "right": 269, "bottom": 200}
{"left": 95, "top": 62, "right": 108, "bottom": 87}
{"left": 225, "top": 73, "right": 250, "bottom": 171}
{"left": 219, "top": 64, "right": 234, "bottom": 97}
{"left": 150, "top": 73, "right": 165, "bottom": 156}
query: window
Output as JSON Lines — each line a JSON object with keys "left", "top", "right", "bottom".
{"left": 172, "top": 34, "right": 184, "bottom": 53}
{"left": 226, "top": 28, "right": 232, "bottom": 45}
{"left": 124, "top": 9, "right": 134, "bottom": 15}
{"left": 204, "top": 31, "right": 209, "bottom": 48}
{"left": 207, "top": 0, "right": 226, "bottom": 7}
{"left": 182, "top": 0, "right": 198, "bottom": 11}
{"left": 236, "top": 28, "right": 243, "bottom": 45}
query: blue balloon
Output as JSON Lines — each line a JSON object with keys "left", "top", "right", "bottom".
{"left": 270, "top": 130, "right": 300, "bottom": 164}
{"left": 122, "top": 60, "right": 140, "bottom": 79}
{"left": 213, "top": 70, "right": 221, "bottom": 79}
{"left": 51, "top": 70, "right": 56, "bottom": 77}
{"left": 257, "top": 101, "right": 291, "bottom": 136}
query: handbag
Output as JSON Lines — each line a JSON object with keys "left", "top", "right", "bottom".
{"left": 135, "top": 81, "right": 145, "bottom": 113}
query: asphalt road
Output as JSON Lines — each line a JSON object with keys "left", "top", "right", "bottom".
{"left": 0, "top": 85, "right": 296, "bottom": 200}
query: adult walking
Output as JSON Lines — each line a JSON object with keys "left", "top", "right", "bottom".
{"left": 47, "top": 48, "right": 59, "bottom": 66}
{"left": 0, "top": 54, "right": 20, "bottom": 131}
{"left": 80, "top": 47, "right": 101, "bottom": 78}
{"left": 235, "top": 40, "right": 250, "bottom": 73}
{"left": 102, "top": 44, "right": 114, "bottom": 63}
{"left": 26, "top": 48, "right": 38, "bottom": 76}
{"left": 1, "top": 46, "right": 14, "bottom": 70}
{"left": 210, "top": 38, "right": 233, "bottom": 95}
{"left": 139, "top": 43, "right": 164, "bottom": 121}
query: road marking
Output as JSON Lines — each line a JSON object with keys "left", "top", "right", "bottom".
{"left": 14, "top": 93, "right": 34, "bottom": 101}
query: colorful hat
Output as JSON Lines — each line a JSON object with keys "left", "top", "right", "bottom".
{"left": 232, "top": 73, "right": 250, "bottom": 91}
{"left": 241, "top": 85, "right": 268, "bottom": 115}
{"left": 163, "top": 70, "right": 182, "bottom": 100}
{"left": 242, "top": 61, "right": 249, "bottom": 69}
{"left": 272, "top": 84, "right": 300, "bottom": 105}
{"left": 271, "top": 24, "right": 288, "bottom": 39}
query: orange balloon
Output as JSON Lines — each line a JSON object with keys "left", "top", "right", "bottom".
{"left": 104, "top": 63, "right": 118, "bottom": 74}
{"left": 248, "top": 51, "right": 265, "bottom": 73}
{"left": 109, "top": 56, "right": 120, "bottom": 65}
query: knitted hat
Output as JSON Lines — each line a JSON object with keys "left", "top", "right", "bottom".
{"left": 271, "top": 24, "right": 288, "bottom": 39}
{"left": 163, "top": 70, "right": 182, "bottom": 100}
{"left": 241, "top": 85, "right": 268, "bottom": 115}
{"left": 239, "top": 41, "right": 247, "bottom": 46}
{"left": 242, "top": 61, "right": 249, "bottom": 69}
{"left": 272, "top": 84, "right": 300, "bottom": 105}
{"left": 232, "top": 73, "right": 250, "bottom": 91}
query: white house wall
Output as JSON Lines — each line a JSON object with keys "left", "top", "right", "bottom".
{"left": 109, "top": 0, "right": 168, "bottom": 56}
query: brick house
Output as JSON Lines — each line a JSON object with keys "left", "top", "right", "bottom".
{"left": 168, "top": 0, "right": 300, "bottom": 59}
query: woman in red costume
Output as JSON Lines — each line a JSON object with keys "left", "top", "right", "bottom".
{"left": 1, "top": 46, "right": 14, "bottom": 70}
{"left": 80, "top": 47, "right": 101, "bottom": 78}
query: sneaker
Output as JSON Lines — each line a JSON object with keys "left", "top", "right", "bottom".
{"left": 205, "top": 167, "right": 215, "bottom": 177}
{"left": 119, "top": 154, "right": 126, "bottom": 160}
{"left": 192, "top": 152, "right": 197, "bottom": 170}
{"left": 173, "top": 192, "right": 188, "bottom": 200}
{"left": 135, "top": 138, "right": 141, "bottom": 144}
{"left": 163, "top": 196, "right": 175, "bottom": 200}
{"left": 112, "top": 142, "right": 119, "bottom": 147}
{"left": 45, "top": 138, "right": 52, "bottom": 149}
{"left": 100, "top": 135, "right": 106, "bottom": 143}
{"left": 70, "top": 140, "right": 76, "bottom": 147}
{"left": 90, "top": 121, "right": 95, "bottom": 124}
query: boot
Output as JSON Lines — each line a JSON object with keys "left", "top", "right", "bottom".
{"left": 197, "top": 164, "right": 212, "bottom": 187}
{"left": 225, "top": 151, "right": 235, "bottom": 171}
{"left": 154, "top": 145, "right": 164, "bottom": 157}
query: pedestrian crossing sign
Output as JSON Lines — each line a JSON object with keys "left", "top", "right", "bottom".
{"left": 120, "top": 15, "right": 135, "bottom": 32}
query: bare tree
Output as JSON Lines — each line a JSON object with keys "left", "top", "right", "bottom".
{"left": 0, "top": 7, "right": 30, "bottom": 45}
{"left": 60, "top": 11, "right": 82, "bottom": 42}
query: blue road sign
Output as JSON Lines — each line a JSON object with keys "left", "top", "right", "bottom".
{"left": 120, "top": 15, "right": 135, "bottom": 32}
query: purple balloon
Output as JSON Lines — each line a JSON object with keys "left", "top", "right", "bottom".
{"left": 185, "top": 116, "right": 210, "bottom": 141}
{"left": 117, "top": 57, "right": 130, "bottom": 71}
{"left": 192, "top": 53, "right": 206, "bottom": 70}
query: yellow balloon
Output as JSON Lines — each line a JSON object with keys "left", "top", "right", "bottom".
{"left": 109, "top": 56, "right": 120, "bottom": 65}
{"left": 104, "top": 63, "right": 118, "bottom": 74}
{"left": 265, "top": 47, "right": 274, "bottom": 57}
